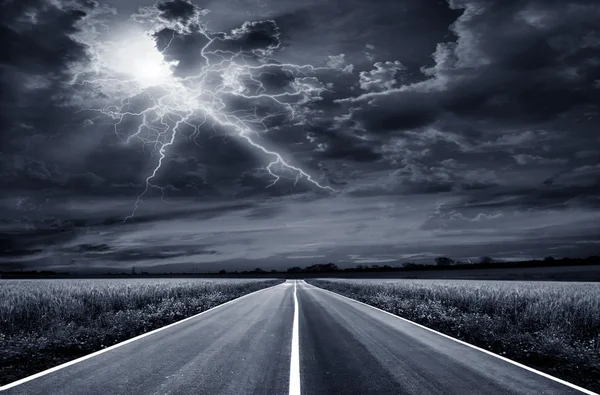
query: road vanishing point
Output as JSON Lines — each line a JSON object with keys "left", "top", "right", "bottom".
{"left": 1, "top": 280, "right": 596, "bottom": 395}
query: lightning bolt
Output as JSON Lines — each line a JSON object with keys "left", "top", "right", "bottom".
{"left": 74, "top": 13, "right": 336, "bottom": 222}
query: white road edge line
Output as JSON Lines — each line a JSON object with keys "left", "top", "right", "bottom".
{"left": 289, "top": 280, "right": 301, "bottom": 395}
{"left": 0, "top": 283, "right": 280, "bottom": 392}
{"left": 302, "top": 280, "right": 598, "bottom": 395}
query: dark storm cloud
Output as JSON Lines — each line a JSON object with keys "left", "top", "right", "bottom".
{"left": 244, "top": 204, "right": 285, "bottom": 219}
{"left": 0, "top": 199, "right": 256, "bottom": 266}
{"left": 235, "top": 168, "right": 315, "bottom": 198}
{"left": 317, "top": 137, "right": 381, "bottom": 163}
{"left": 458, "top": 184, "right": 600, "bottom": 211}
{"left": 0, "top": 1, "right": 89, "bottom": 74}
{"left": 131, "top": 0, "right": 208, "bottom": 30}
{"left": 246, "top": 65, "right": 296, "bottom": 95}
{"left": 0, "top": 0, "right": 128, "bottom": 209}
{"left": 211, "top": 20, "right": 281, "bottom": 56}
{"left": 337, "top": 0, "right": 600, "bottom": 134}
{"left": 96, "top": 201, "right": 256, "bottom": 226}
{"left": 2, "top": 0, "right": 599, "bottom": 272}
{"left": 344, "top": 93, "right": 440, "bottom": 133}
{"left": 325, "top": 0, "right": 600, "bottom": 217}
{"left": 307, "top": 123, "right": 382, "bottom": 163}
{"left": 0, "top": 219, "right": 79, "bottom": 265}
{"left": 64, "top": 243, "right": 219, "bottom": 262}
{"left": 0, "top": 0, "right": 93, "bottom": 140}
{"left": 156, "top": 0, "right": 197, "bottom": 22}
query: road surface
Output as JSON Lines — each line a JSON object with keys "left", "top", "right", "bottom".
{"left": 1, "top": 280, "right": 594, "bottom": 395}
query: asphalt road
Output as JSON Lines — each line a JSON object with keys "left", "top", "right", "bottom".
{"left": 2, "top": 280, "right": 594, "bottom": 395}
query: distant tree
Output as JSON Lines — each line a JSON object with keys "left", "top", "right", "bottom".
{"left": 218, "top": 269, "right": 227, "bottom": 274}
{"left": 322, "top": 263, "right": 339, "bottom": 272}
{"left": 303, "top": 263, "right": 339, "bottom": 272}
{"left": 252, "top": 268, "right": 265, "bottom": 273}
{"left": 287, "top": 266, "right": 303, "bottom": 273}
{"left": 479, "top": 256, "right": 494, "bottom": 265}
{"left": 304, "top": 264, "right": 318, "bottom": 272}
{"left": 435, "top": 256, "right": 455, "bottom": 266}
{"left": 270, "top": 269, "right": 278, "bottom": 273}
{"left": 543, "top": 256, "right": 555, "bottom": 262}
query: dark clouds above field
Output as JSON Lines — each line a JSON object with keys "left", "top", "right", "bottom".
{"left": 1, "top": 0, "right": 599, "bottom": 272}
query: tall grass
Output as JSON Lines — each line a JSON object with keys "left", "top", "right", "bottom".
{"left": 0, "top": 279, "right": 282, "bottom": 385}
{"left": 308, "top": 279, "right": 600, "bottom": 392}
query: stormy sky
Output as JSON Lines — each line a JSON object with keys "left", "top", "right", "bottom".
{"left": 1, "top": 0, "right": 599, "bottom": 273}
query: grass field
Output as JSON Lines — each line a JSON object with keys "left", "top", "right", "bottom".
{"left": 307, "top": 279, "right": 600, "bottom": 392}
{"left": 0, "top": 278, "right": 283, "bottom": 385}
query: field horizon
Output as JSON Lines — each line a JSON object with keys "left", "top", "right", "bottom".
{"left": 3, "top": 257, "right": 600, "bottom": 282}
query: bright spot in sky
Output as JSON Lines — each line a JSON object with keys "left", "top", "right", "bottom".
{"left": 103, "top": 32, "right": 174, "bottom": 87}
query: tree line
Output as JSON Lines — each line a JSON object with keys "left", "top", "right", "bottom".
{"left": 220, "top": 255, "right": 600, "bottom": 275}
{"left": 2, "top": 255, "right": 598, "bottom": 278}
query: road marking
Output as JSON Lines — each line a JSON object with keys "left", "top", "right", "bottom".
{"left": 289, "top": 280, "right": 301, "bottom": 395}
{"left": 0, "top": 283, "right": 280, "bottom": 392}
{"left": 303, "top": 280, "right": 598, "bottom": 395}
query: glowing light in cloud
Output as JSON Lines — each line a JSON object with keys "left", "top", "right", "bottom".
{"left": 103, "top": 32, "right": 175, "bottom": 87}
{"left": 73, "top": 4, "right": 336, "bottom": 221}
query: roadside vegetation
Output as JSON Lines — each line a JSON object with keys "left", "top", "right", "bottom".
{"left": 308, "top": 279, "right": 600, "bottom": 392}
{"left": 0, "top": 278, "right": 282, "bottom": 385}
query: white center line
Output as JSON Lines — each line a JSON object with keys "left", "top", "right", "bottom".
{"left": 289, "top": 280, "right": 301, "bottom": 395}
